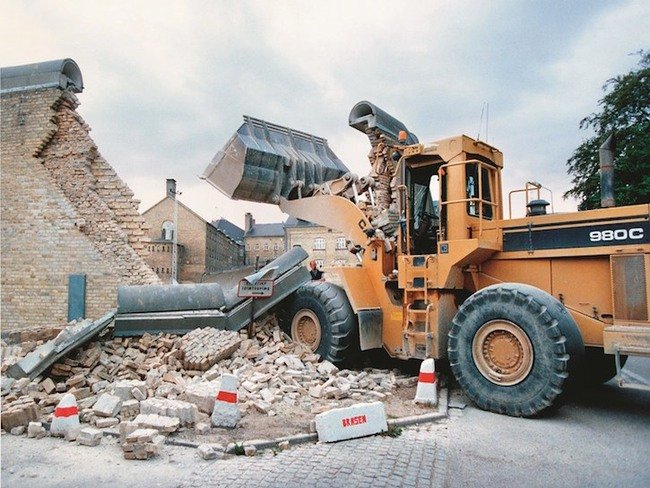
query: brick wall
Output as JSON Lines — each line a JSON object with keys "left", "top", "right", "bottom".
{"left": 1, "top": 87, "right": 160, "bottom": 330}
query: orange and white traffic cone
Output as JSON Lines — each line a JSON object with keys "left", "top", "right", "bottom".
{"left": 211, "top": 373, "right": 240, "bottom": 428}
{"left": 414, "top": 358, "right": 438, "bottom": 406}
{"left": 50, "top": 393, "right": 80, "bottom": 436}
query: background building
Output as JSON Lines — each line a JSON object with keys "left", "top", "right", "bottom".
{"left": 284, "top": 217, "right": 357, "bottom": 268}
{"left": 244, "top": 213, "right": 285, "bottom": 267}
{"left": 142, "top": 180, "right": 245, "bottom": 282}
{"left": 0, "top": 59, "right": 160, "bottom": 330}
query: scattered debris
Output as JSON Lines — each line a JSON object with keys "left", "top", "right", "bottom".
{"left": 1, "top": 316, "right": 427, "bottom": 460}
{"left": 122, "top": 428, "right": 165, "bottom": 460}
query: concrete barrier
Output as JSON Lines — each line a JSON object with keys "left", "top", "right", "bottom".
{"left": 50, "top": 393, "right": 80, "bottom": 437}
{"left": 414, "top": 358, "right": 438, "bottom": 406}
{"left": 315, "top": 402, "right": 387, "bottom": 443}
{"left": 211, "top": 374, "right": 240, "bottom": 428}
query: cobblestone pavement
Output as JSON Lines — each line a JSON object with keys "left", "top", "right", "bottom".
{"left": 180, "top": 422, "right": 449, "bottom": 488}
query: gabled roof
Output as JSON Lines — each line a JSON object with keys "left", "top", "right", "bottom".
{"left": 245, "top": 222, "right": 285, "bottom": 238}
{"left": 212, "top": 218, "right": 245, "bottom": 244}
{"left": 284, "top": 216, "right": 319, "bottom": 228}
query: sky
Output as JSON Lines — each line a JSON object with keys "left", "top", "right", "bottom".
{"left": 1, "top": 0, "right": 648, "bottom": 229}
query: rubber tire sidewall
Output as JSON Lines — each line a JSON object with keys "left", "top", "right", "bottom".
{"left": 279, "top": 282, "right": 357, "bottom": 365}
{"left": 448, "top": 283, "right": 583, "bottom": 417}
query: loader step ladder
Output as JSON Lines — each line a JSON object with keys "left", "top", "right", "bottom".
{"left": 403, "top": 255, "right": 434, "bottom": 359}
{"left": 603, "top": 325, "right": 650, "bottom": 392}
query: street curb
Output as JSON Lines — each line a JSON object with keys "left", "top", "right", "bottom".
{"left": 159, "top": 387, "right": 448, "bottom": 452}
{"left": 387, "top": 386, "right": 448, "bottom": 429}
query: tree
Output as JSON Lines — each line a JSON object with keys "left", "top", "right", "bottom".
{"left": 565, "top": 51, "right": 650, "bottom": 210}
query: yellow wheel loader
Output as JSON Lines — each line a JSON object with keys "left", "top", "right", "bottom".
{"left": 201, "top": 101, "right": 650, "bottom": 417}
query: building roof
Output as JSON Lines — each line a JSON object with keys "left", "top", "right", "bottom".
{"left": 212, "top": 218, "right": 245, "bottom": 244}
{"left": 284, "top": 216, "right": 320, "bottom": 228}
{"left": 1, "top": 58, "right": 83, "bottom": 94}
{"left": 245, "top": 222, "right": 285, "bottom": 238}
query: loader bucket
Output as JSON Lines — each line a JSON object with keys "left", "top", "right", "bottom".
{"left": 202, "top": 116, "right": 350, "bottom": 204}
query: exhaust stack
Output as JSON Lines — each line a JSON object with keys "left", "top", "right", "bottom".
{"left": 599, "top": 133, "right": 615, "bottom": 208}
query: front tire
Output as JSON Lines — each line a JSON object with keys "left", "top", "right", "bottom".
{"left": 448, "top": 283, "right": 584, "bottom": 417}
{"left": 279, "top": 282, "right": 358, "bottom": 365}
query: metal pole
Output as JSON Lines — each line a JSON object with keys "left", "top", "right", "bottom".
{"left": 171, "top": 187, "right": 182, "bottom": 284}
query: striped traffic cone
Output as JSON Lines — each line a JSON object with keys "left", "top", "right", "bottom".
{"left": 414, "top": 358, "right": 438, "bottom": 406}
{"left": 50, "top": 393, "right": 80, "bottom": 436}
{"left": 211, "top": 373, "right": 240, "bottom": 428}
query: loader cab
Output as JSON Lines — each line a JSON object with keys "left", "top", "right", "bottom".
{"left": 403, "top": 135, "right": 503, "bottom": 254}
{"left": 406, "top": 162, "right": 445, "bottom": 255}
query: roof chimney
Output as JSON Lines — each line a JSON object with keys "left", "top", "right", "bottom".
{"left": 245, "top": 212, "right": 255, "bottom": 233}
{"left": 166, "top": 179, "right": 177, "bottom": 199}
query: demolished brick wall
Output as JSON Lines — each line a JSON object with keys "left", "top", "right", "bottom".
{"left": 1, "top": 84, "right": 160, "bottom": 330}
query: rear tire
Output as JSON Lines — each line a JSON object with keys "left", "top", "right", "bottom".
{"left": 278, "top": 282, "right": 358, "bottom": 365}
{"left": 448, "top": 283, "right": 584, "bottom": 417}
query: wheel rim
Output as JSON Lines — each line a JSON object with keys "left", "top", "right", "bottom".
{"left": 472, "top": 320, "right": 534, "bottom": 386}
{"left": 291, "top": 309, "right": 322, "bottom": 352}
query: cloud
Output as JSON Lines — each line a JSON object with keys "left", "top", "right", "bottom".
{"left": 1, "top": 0, "right": 648, "bottom": 223}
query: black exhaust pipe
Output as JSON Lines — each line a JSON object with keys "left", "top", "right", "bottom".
{"left": 599, "top": 133, "right": 615, "bottom": 208}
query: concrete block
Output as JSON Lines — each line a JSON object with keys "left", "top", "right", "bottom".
{"left": 93, "top": 393, "right": 122, "bottom": 417}
{"left": 317, "top": 360, "right": 339, "bottom": 376}
{"left": 244, "top": 445, "right": 257, "bottom": 456}
{"left": 10, "top": 426, "right": 26, "bottom": 436}
{"left": 77, "top": 427, "right": 103, "bottom": 447}
{"left": 315, "top": 402, "right": 387, "bottom": 443}
{"left": 111, "top": 380, "right": 145, "bottom": 401}
{"left": 183, "top": 381, "right": 218, "bottom": 413}
{"left": 27, "top": 421, "right": 46, "bottom": 438}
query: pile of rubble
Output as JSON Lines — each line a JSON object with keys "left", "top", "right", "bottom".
{"left": 1, "top": 316, "right": 419, "bottom": 458}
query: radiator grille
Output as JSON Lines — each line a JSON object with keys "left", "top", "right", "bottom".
{"left": 611, "top": 254, "right": 648, "bottom": 322}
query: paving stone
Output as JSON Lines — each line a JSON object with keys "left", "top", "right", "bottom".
{"left": 132, "top": 413, "right": 180, "bottom": 434}
{"left": 95, "top": 417, "right": 120, "bottom": 428}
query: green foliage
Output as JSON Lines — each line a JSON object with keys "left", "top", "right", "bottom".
{"left": 565, "top": 51, "right": 650, "bottom": 209}
{"left": 233, "top": 442, "right": 245, "bottom": 455}
{"left": 381, "top": 424, "right": 403, "bottom": 438}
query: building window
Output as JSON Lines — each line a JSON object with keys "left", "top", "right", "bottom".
{"left": 255, "top": 243, "right": 260, "bottom": 250}
{"left": 336, "top": 237, "right": 346, "bottom": 250}
{"left": 263, "top": 242, "right": 269, "bottom": 251}
{"left": 162, "top": 221, "right": 174, "bottom": 240}
{"left": 315, "top": 259, "right": 324, "bottom": 268}
{"left": 313, "top": 237, "right": 325, "bottom": 250}
{"left": 274, "top": 242, "right": 280, "bottom": 250}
